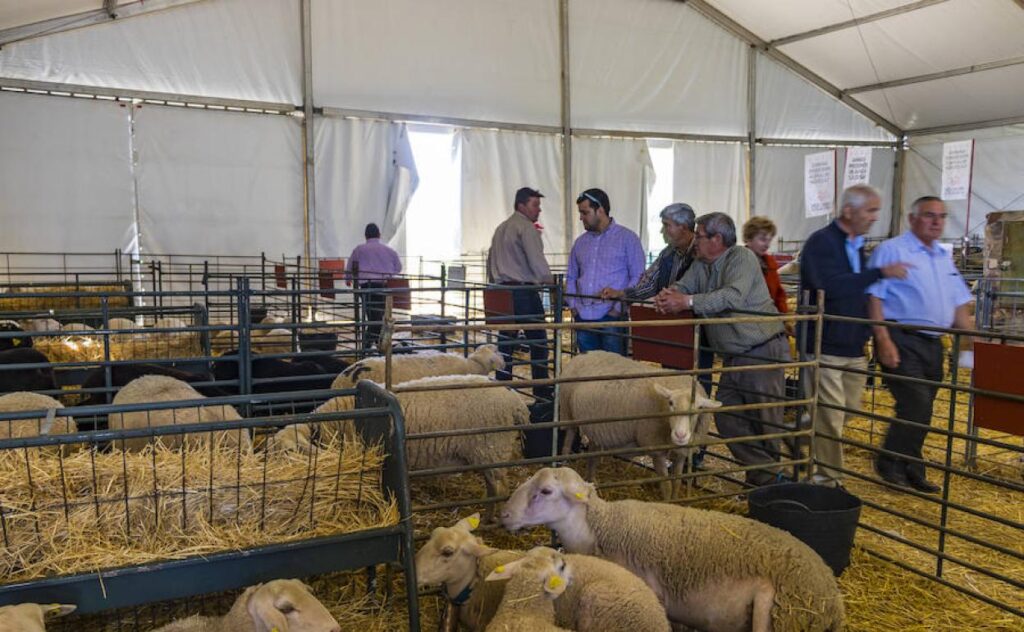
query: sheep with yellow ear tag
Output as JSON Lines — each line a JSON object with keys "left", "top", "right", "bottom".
{"left": 483, "top": 547, "right": 573, "bottom": 631}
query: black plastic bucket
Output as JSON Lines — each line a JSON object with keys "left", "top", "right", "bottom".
{"left": 747, "top": 483, "right": 862, "bottom": 576}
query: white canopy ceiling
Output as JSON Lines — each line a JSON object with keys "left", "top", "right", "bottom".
{"left": 705, "top": 0, "right": 1024, "bottom": 133}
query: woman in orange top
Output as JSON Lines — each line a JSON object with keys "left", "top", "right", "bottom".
{"left": 743, "top": 216, "right": 792, "bottom": 334}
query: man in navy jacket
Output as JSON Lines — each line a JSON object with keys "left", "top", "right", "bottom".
{"left": 800, "top": 185, "right": 910, "bottom": 488}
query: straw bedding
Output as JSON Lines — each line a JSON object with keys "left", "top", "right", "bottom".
{"left": 0, "top": 285, "right": 131, "bottom": 311}
{"left": 33, "top": 332, "right": 203, "bottom": 364}
{"left": 0, "top": 435, "right": 396, "bottom": 584}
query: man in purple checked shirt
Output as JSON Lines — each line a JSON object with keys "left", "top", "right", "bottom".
{"left": 566, "top": 188, "right": 645, "bottom": 355}
{"left": 347, "top": 223, "right": 402, "bottom": 350}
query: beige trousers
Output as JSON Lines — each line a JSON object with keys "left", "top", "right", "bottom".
{"left": 811, "top": 354, "right": 868, "bottom": 481}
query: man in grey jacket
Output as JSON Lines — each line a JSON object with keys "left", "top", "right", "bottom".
{"left": 655, "top": 212, "right": 787, "bottom": 486}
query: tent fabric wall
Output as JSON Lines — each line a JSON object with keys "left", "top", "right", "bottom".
{"left": 755, "top": 54, "right": 893, "bottom": 142}
{"left": 571, "top": 136, "right": 654, "bottom": 242}
{"left": 904, "top": 125, "right": 1024, "bottom": 239}
{"left": 569, "top": 0, "right": 746, "bottom": 136}
{"left": 673, "top": 142, "right": 748, "bottom": 222}
{"left": 311, "top": 0, "right": 560, "bottom": 126}
{"left": 755, "top": 145, "right": 894, "bottom": 245}
{"left": 314, "top": 117, "right": 418, "bottom": 259}
{"left": 459, "top": 129, "right": 565, "bottom": 255}
{"left": 0, "top": 0, "right": 302, "bottom": 105}
{"left": 134, "top": 106, "right": 305, "bottom": 257}
{"left": 0, "top": 91, "right": 134, "bottom": 258}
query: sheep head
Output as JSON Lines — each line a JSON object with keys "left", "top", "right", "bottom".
{"left": 415, "top": 513, "right": 493, "bottom": 595}
{"left": 501, "top": 467, "right": 594, "bottom": 533}
{"left": 485, "top": 546, "right": 572, "bottom": 599}
{"left": 469, "top": 344, "right": 505, "bottom": 374}
{"left": 0, "top": 603, "right": 75, "bottom": 632}
{"left": 652, "top": 380, "right": 721, "bottom": 446}
{"left": 243, "top": 579, "right": 339, "bottom": 632}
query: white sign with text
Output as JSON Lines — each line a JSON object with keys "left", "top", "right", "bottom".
{"left": 941, "top": 140, "right": 974, "bottom": 200}
{"left": 842, "top": 146, "right": 872, "bottom": 189}
{"left": 805, "top": 150, "right": 836, "bottom": 218}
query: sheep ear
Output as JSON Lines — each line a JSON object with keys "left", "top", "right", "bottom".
{"left": 565, "top": 480, "right": 592, "bottom": 503}
{"left": 652, "top": 383, "right": 673, "bottom": 400}
{"left": 463, "top": 538, "right": 496, "bottom": 558}
{"left": 453, "top": 513, "right": 481, "bottom": 532}
{"left": 543, "top": 573, "right": 568, "bottom": 598}
{"left": 44, "top": 604, "right": 77, "bottom": 618}
{"left": 247, "top": 585, "right": 289, "bottom": 632}
{"left": 484, "top": 559, "right": 523, "bottom": 581}
{"left": 697, "top": 395, "right": 722, "bottom": 409}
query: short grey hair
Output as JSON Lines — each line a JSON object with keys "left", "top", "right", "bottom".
{"left": 659, "top": 203, "right": 696, "bottom": 230}
{"left": 696, "top": 212, "right": 736, "bottom": 247}
{"left": 840, "top": 184, "right": 882, "bottom": 212}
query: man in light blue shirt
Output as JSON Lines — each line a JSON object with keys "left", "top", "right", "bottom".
{"left": 866, "top": 196, "right": 973, "bottom": 493}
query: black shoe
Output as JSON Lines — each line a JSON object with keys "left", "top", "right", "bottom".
{"left": 874, "top": 458, "right": 912, "bottom": 488}
{"left": 906, "top": 471, "right": 940, "bottom": 494}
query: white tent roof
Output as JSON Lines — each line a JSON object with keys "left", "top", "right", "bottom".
{"left": 703, "top": 0, "right": 1024, "bottom": 134}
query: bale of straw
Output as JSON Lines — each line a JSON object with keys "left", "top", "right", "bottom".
{"left": 0, "top": 436, "right": 396, "bottom": 583}
{"left": 0, "top": 285, "right": 130, "bottom": 311}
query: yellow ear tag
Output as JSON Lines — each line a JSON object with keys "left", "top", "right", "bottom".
{"left": 467, "top": 516, "right": 480, "bottom": 529}
{"left": 495, "top": 565, "right": 505, "bottom": 573}
{"left": 547, "top": 575, "right": 564, "bottom": 589}
{"left": 574, "top": 492, "right": 585, "bottom": 500}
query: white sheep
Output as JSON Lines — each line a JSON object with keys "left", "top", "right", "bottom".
{"left": 559, "top": 351, "right": 720, "bottom": 499}
{"left": 501, "top": 467, "right": 844, "bottom": 632}
{"left": 60, "top": 322, "right": 93, "bottom": 332}
{"left": 0, "top": 603, "right": 75, "bottom": 631}
{"left": 20, "top": 318, "right": 61, "bottom": 333}
{"left": 0, "top": 392, "right": 78, "bottom": 455}
{"left": 332, "top": 343, "right": 504, "bottom": 388}
{"left": 253, "top": 327, "right": 293, "bottom": 354}
{"left": 483, "top": 546, "right": 573, "bottom": 632}
{"left": 318, "top": 374, "right": 526, "bottom": 518}
{"left": 108, "top": 375, "right": 251, "bottom": 452}
{"left": 266, "top": 422, "right": 314, "bottom": 455}
{"left": 153, "top": 317, "right": 191, "bottom": 344}
{"left": 415, "top": 514, "right": 671, "bottom": 632}
{"left": 152, "top": 579, "right": 340, "bottom": 632}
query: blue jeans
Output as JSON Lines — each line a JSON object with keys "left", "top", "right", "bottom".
{"left": 576, "top": 314, "right": 627, "bottom": 356}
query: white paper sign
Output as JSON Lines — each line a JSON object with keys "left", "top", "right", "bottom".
{"left": 941, "top": 140, "right": 974, "bottom": 200}
{"left": 842, "top": 147, "right": 872, "bottom": 189}
{"left": 804, "top": 150, "right": 836, "bottom": 218}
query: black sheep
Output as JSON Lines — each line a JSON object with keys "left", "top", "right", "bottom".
{"left": 0, "top": 347, "right": 57, "bottom": 394}
{"left": 77, "top": 363, "right": 231, "bottom": 409}
{"left": 0, "top": 321, "right": 32, "bottom": 352}
{"left": 212, "top": 349, "right": 346, "bottom": 396}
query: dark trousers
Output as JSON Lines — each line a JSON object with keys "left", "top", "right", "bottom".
{"left": 576, "top": 314, "right": 628, "bottom": 356}
{"left": 360, "top": 282, "right": 388, "bottom": 350}
{"left": 880, "top": 329, "right": 943, "bottom": 477}
{"left": 496, "top": 288, "right": 551, "bottom": 399}
{"left": 716, "top": 335, "right": 788, "bottom": 485}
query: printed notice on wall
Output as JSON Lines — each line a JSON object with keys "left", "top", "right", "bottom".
{"left": 941, "top": 140, "right": 974, "bottom": 200}
{"left": 805, "top": 150, "right": 836, "bottom": 218}
{"left": 842, "top": 147, "right": 872, "bottom": 189}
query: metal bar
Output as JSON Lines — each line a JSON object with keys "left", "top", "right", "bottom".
{"left": 680, "top": 0, "right": 903, "bottom": 137}
{"left": 321, "top": 106, "right": 562, "bottom": 135}
{"left": 0, "top": 76, "right": 294, "bottom": 112}
{"left": 572, "top": 127, "right": 747, "bottom": 143}
{"left": 0, "top": 528, "right": 405, "bottom": 614}
{"left": 747, "top": 45, "right": 757, "bottom": 217}
{"left": 0, "top": 0, "right": 207, "bottom": 48}
{"left": 300, "top": 0, "right": 316, "bottom": 263}
{"left": 846, "top": 54, "right": 1024, "bottom": 94}
{"left": 560, "top": 0, "right": 574, "bottom": 253}
{"left": 936, "top": 340, "right": 960, "bottom": 577}
{"left": 768, "top": 0, "right": 948, "bottom": 48}
{"left": 757, "top": 137, "right": 899, "bottom": 148}
{"left": 891, "top": 141, "right": 906, "bottom": 235}
{"left": 906, "top": 113, "right": 1024, "bottom": 136}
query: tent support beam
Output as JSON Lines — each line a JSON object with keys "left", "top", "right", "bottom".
{"left": 891, "top": 141, "right": 906, "bottom": 235}
{"left": 300, "top": 0, "right": 316, "bottom": 264}
{"left": 0, "top": 76, "right": 294, "bottom": 112}
{"left": 0, "top": 0, "right": 206, "bottom": 48}
{"left": 757, "top": 137, "right": 899, "bottom": 148}
{"left": 560, "top": 0, "right": 573, "bottom": 254}
{"left": 908, "top": 114, "right": 1024, "bottom": 136}
{"left": 680, "top": 0, "right": 903, "bottom": 138}
{"left": 747, "top": 46, "right": 757, "bottom": 218}
{"left": 768, "top": 0, "right": 948, "bottom": 48}
{"left": 846, "top": 55, "right": 1024, "bottom": 94}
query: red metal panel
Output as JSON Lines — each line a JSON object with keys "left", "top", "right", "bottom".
{"left": 386, "top": 278, "right": 412, "bottom": 311}
{"left": 318, "top": 258, "right": 345, "bottom": 299}
{"left": 483, "top": 289, "right": 514, "bottom": 326}
{"left": 629, "top": 305, "right": 695, "bottom": 370}
{"left": 973, "top": 341, "right": 1024, "bottom": 436}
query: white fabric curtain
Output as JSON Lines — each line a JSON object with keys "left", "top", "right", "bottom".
{"left": 673, "top": 142, "right": 748, "bottom": 222}
{"left": 0, "top": 92, "right": 134, "bottom": 266}
{"left": 314, "top": 117, "right": 419, "bottom": 259}
{"left": 571, "top": 137, "right": 654, "bottom": 241}
{"left": 311, "top": 0, "right": 559, "bottom": 125}
{"left": 755, "top": 145, "right": 894, "bottom": 245}
{"left": 755, "top": 54, "right": 894, "bottom": 143}
{"left": 459, "top": 129, "right": 565, "bottom": 255}
{"left": 904, "top": 126, "right": 1024, "bottom": 238}
{"left": 570, "top": 0, "right": 746, "bottom": 135}
{"left": 0, "top": 0, "right": 302, "bottom": 105}
{"left": 134, "top": 106, "right": 305, "bottom": 257}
